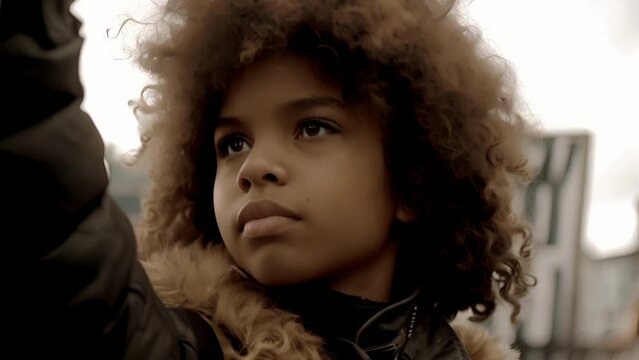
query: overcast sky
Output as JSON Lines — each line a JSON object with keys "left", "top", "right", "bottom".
{"left": 71, "top": 0, "right": 639, "bottom": 258}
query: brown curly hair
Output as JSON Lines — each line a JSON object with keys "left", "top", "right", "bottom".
{"left": 132, "top": 0, "right": 536, "bottom": 323}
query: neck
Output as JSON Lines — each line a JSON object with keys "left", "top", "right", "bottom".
{"left": 326, "top": 238, "right": 399, "bottom": 303}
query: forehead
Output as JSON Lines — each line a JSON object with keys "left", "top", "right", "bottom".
{"left": 220, "top": 52, "right": 342, "bottom": 116}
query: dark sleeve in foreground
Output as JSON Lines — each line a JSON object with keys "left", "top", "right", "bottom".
{"left": 0, "top": 1, "right": 222, "bottom": 358}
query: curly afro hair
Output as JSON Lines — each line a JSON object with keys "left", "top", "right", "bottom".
{"left": 131, "top": 0, "right": 536, "bottom": 322}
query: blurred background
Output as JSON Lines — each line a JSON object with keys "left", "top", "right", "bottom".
{"left": 71, "top": 0, "right": 639, "bottom": 359}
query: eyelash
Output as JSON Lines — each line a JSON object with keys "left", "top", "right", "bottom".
{"left": 215, "top": 134, "right": 250, "bottom": 158}
{"left": 215, "top": 118, "right": 338, "bottom": 158}
{"left": 295, "top": 118, "right": 338, "bottom": 139}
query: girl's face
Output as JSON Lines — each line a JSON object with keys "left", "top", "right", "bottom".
{"left": 213, "top": 52, "right": 413, "bottom": 301}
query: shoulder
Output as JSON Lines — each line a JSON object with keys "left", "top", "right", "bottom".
{"left": 142, "top": 242, "right": 327, "bottom": 359}
{"left": 450, "top": 319, "right": 520, "bottom": 360}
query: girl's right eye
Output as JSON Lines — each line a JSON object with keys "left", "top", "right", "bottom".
{"left": 216, "top": 135, "right": 251, "bottom": 157}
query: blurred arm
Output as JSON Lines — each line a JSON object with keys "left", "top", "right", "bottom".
{"left": 0, "top": 1, "right": 222, "bottom": 358}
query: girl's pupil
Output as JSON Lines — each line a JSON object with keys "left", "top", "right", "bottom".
{"left": 230, "top": 139, "right": 244, "bottom": 152}
{"left": 305, "top": 123, "right": 320, "bottom": 136}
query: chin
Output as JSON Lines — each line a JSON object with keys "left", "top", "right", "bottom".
{"left": 247, "top": 258, "right": 326, "bottom": 288}
{"left": 239, "top": 247, "right": 325, "bottom": 287}
{"left": 250, "top": 268, "right": 313, "bottom": 288}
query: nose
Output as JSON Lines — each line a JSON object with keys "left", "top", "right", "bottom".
{"left": 236, "top": 143, "right": 288, "bottom": 192}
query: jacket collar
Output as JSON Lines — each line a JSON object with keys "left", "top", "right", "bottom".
{"left": 267, "top": 283, "right": 468, "bottom": 360}
{"left": 143, "top": 243, "right": 515, "bottom": 360}
{"left": 334, "top": 288, "right": 470, "bottom": 360}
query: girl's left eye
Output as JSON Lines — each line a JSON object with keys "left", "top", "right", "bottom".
{"left": 215, "top": 134, "right": 252, "bottom": 158}
{"left": 296, "top": 119, "right": 338, "bottom": 139}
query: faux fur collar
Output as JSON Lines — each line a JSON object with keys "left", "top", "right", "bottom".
{"left": 141, "top": 243, "right": 519, "bottom": 360}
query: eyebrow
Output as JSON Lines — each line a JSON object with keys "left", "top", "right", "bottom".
{"left": 284, "top": 95, "right": 347, "bottom": 113}
{"left": 216, "top": 95, "right": 347, "bottom": 129}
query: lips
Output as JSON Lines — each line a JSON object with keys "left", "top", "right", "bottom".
{"left": 237, "top": 199, "right": 301, "bottom": 232}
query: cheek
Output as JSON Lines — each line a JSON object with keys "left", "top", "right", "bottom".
{"left": 213, "top": 171, "right": 236, "bottom": 230}
{"left": 310, "top": 145, "right": 392, "bottom": 219}
{"left": 338, "top": 144, "right": 389, "bottom": 196}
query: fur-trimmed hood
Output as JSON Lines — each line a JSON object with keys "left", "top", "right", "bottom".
{"left": 142, "top": 243, "right": 519, "bottom": 360}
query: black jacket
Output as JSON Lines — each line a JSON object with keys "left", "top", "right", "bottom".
{"left": 1, "top": 1, "right": 221, "bottom": 358}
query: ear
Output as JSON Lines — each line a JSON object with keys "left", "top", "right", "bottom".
{"left": 395, "top": 203, "right": 417, "bottom": 223}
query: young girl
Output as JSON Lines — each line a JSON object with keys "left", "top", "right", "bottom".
{"left": 4, "top": 0, "right": 534, "bottom": 359}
